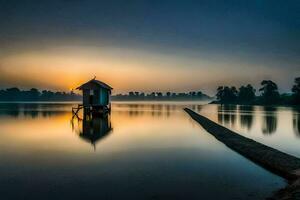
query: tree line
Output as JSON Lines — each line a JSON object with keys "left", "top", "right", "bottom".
{"left": 214, "top": 77, "right": 300, "bottom": 105}
{"left": 0, "top": 88, "right": 81, "bottom": 101}
{"left": 0, "top": 88, "right": 211, "bottom": 102}
{"left": 111, "top": 91, "right": 211, "bottom": 101}
{"left": 1, "top": 77, "right": 299, "bottom": 104}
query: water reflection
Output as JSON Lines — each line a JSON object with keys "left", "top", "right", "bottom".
{"left": 292, "top": 108, "right": 300, "bottom": 137}
{"left": 0, "top": 102, "right": 286, "bottom": 200}
{"left": 239, "top": 105, "right": 254, "bottom": 130}
{"left": 217, "top": 105, "right": 237, "bottom": 128}
{"left": 115, "top": 103, "right": 173, "bottom": 117}
{"left": 0, "top": 103, "right": 73, "bottom": 118}
{"left": 0, "top": 103, "right": 203, "bottom": 120}
{"left": 262, "top": 107, "right": 278, "bottom": 135}
{"left": 72, "top": 114, "right": 112, "bottom": 149}
{"left": 191, "top": 104, "right": 202, "bottom": 113}
{"left": 216, "top": 105, "right": 280, "bottom": 135}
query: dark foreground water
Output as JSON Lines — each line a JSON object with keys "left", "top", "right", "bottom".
{"left": 0, "top": 102, "right": 292, "bottom": 200}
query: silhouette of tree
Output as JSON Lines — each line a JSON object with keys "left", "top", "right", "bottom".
{"left": 259, "top": 80, "right": 280, "bottom": 104}
{"left": 6, "top": 87, "right": 20, "bottom": 92}
{"left": 190, "top": 91, "right": 196, "bottom": 96}
{"left": 238, "top": 84, "right": 256, "bottom": 104}
{"left": 156, "top": 92, "right": 162, "bottom": 97}
{"left": 1, "top": 87, "right": 212, "bottom": 102}
{"left": 166, "top": 92, "right": 171, "bottom": 98}
{"left": 41, "top": 90, "right": 55, "bottom": 100}
{"left": 6, "top": 87, "right": 21, "bottom": 101}
{"left": 292, "top": 77, "right": 300, "bottom": 105}
{"left": 149, "top": 92, "right": 156, "bottom": 100}
{"left": 216, "top": 86, "right": 238, "bottom": 104}
{"left": 0, "top": 88, "right": 80, "bottom": 101}
{"left": 29, "top": 88, "right": 40, "bottom": 100}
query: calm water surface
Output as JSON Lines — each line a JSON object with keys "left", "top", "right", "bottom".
{"left": 199, "top": 104, "right": 300, "bottom": 158}
{"left": 0, "top": 102, "right": 292, "bottom": 200}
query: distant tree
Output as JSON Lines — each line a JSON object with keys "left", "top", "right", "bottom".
{"left": 190, "top": 91, "right": 196, "bottom": 97}
{"left": 292, "top": 77, "right": 300, "bottom": 105}
{"left": 156, "top": 92, "right": 162, "bottom": 97}
{"left": 216, "top": 87, "right": 223, "bottom": 101}
{"left": 0, "top": 87, "right": 80, "bottom": 101}
{"left": 259, "top": 80, "right": 280, "bottom": 104}
{"left": 0, "top": 90, "right": 5, "bottom": 98}
{"left": 166, "top": 92, "right": 171, "bottom": 97}
{"left": 238, "top": 84, "right": 256, "bottom": 103}
{"left": 231, "top": 87, "right": 238, "bottom": 97}
{"left": 6, "top": 87, "right": 21, "bottom": 100}
{"left": 129, "top": 92, "right": 134, "bottom": 96}
{"left": 216, "top": 86, "right": 238, "bottom": 104}
{"left": 41, "top": 90, "right": 54, "bottom": 100}
{"left": 6, "top": 87, "right": 20, "bottom": 93}
{"left": 197, "top": 91, "right": 203, "bottom": 97}
{"left": 29, "top": 88, "right": 40, "bottom": 100}
{"left": 150, "top": 92, "right": 156, "bottom": 99}
{"left": 178, "top": 93, "right": 186, "bottom": 98}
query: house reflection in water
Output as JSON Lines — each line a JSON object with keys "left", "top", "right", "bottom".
{"left": 72, "top": 114, "right": 112, "bottom": 150}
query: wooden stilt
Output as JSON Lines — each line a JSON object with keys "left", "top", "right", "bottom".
{"left": 72, "top": 104, "right": 83, "bottom": 118}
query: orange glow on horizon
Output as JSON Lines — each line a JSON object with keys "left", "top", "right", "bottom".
{"left": 0, "top": 45, "right": 288, "bottom": 95}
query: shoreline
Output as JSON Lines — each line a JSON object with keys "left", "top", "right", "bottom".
{"left": 184, "top": 108, "right": 300, "bottom": 199}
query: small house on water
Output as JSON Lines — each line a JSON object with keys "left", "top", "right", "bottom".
{"left": 73, "top": 78, "right": 113, "bottom": 117}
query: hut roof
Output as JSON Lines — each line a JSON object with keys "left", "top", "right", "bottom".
{"left": 76, "top": 78, "right": 113, "bottom": 90}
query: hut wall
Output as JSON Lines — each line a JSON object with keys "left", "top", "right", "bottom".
{"left": 80, "top": 82, "right": 111, "bottom": 107}
{"left": 99, "top": 88, "right": 109, "bottom": 105}
{"left": 93, "top": 89, "right": 100, "bottom": 105}
{"left": 82, "top": 89, "right": 90, "bottom": 106}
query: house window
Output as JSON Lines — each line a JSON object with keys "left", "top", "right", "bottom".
{"left": 90, "top": 90, "right": 94, "bottom": 95}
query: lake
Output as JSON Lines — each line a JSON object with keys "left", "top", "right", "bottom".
{"left": 199, "top": 104, "right": 300, "bottom": 158}
{"left": 1, "top": 102, "right": 298, "bottom": 199}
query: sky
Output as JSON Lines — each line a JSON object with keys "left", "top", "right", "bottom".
{"left": 0, "top": 0, "right": 299, "bottom": 95}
